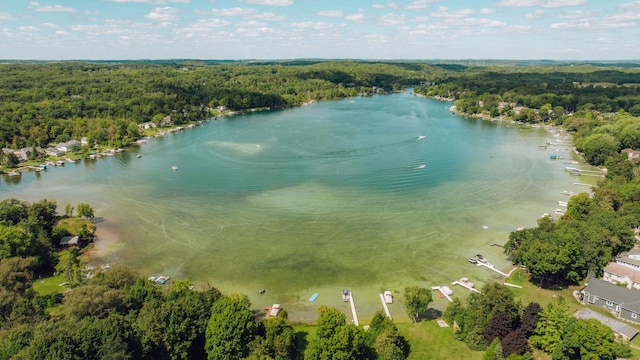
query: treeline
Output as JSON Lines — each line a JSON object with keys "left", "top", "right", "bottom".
{"left": 443, "top": 283, "right": 631, "bottom": 359}
{"left": 0, "top": 61, "right": 435, "bottom": 150}
{"left": 504, "top": 110, "right": 640, "bottom": 287}
{"left": 414, "top": 66, "right": 640, "bottom": 121}
{"left": 0, "top": 198, "right": 411, "bottom": 359}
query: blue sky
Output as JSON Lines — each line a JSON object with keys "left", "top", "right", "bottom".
{"left": 0, "top": 0, "right": 639, "bottom": 60}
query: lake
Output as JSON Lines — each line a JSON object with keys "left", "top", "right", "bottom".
{"left": 0, "top": 90, "right": 586, "bottom": 322}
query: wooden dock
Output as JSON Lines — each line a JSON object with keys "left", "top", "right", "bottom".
{"left": 476, "top": 261, "right": 508, "bottom": 276}
{"left": 378, "top": 293, "right": 392, "bottom": 319}
{"left": 430, "top": 286, "right": 453, "bottom": 302}
{"left": 348, "top": 292, "right": 359, "bottom": 326}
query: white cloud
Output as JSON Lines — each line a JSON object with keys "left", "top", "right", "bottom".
{"left": 108, "top": 0, "right": 191, "bottom": 3}
{"left": 250, "top": 12, "right": 285, "bottom": 21}
{"left": 558, "top": 10, "right": 593, "bottom": 19}
{"left": 28, "top": 2, "right": 76, "bottom": 13}
{"left": 211, "top": 8, "right": 254, "bottom": 17}
{"left": 526, "top": 9, "right": 544, "bottom": 19}
{"left": 0, "top": 12, "right": 12, "bottom": 20}
{"left": 290, "top": 21, "right": 333, "bottom": 30}
{"left": 318, "top": 10, "right": 344, "bottom": 17}
{"left": 346, "top": 13, "right": 365, "bottom": 22}
{"left": 55, "top": 30, "right": 69, "bottom": 35}
{"left": 406, "top": 0, "right": 437, "bottom": 10}
{"left": 497, "top": 0, "right": 587, "bottom": 7}
{"left": 19, "top": 25, "right": 39, "bottom": 31}
{"left": 372, "top": 2, "right": 399, "bottom": 9}
{"left": 541, "top": 0, "right": 587, "bottom": 8}
{"left": 237, "top": 0, "right": 293, "bottom": 6}
{"left": 377, "top": 13, "right": 405, "bottom": 26}
{"left": 145, "top": 7, "right": 180, "bottom": 21}
{"left": 431, "top": 7, "right": 474, "bottom": 18}
{"left": 550, "top": 21, "right": 590, "bottom": 29}
{"left": 480, "top": 8, "right": 495, "bottom": 14}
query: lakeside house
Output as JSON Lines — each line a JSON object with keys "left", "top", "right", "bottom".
{"left": 582, "top": 277, "right": 640, "bottom": 325}
{"left": 603, "top": 262, "right": 640, "bottom": 290}
{"left": 602, "top": 249, "right": 640, "bottom": 289}
{"left": 55, "top": 140, "right": 81, "bottom": 153}
{"left": 622, "top": 148, "right": 640, "bottom": 161}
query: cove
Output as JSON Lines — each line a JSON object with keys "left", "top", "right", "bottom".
{"left": 0, "top": 90, "right": 583, "bottom": 323}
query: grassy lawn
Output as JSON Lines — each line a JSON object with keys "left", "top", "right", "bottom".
{"left": 32, "top": 274, "right": 69, "bottom": 296}
{"left": 506, "top": 270, "right": 582, "bottom": 311}
{"left": 294, "top": 320, "right": 483, "bottom": 359}
{"left": 398, "top": 321, "right": 483, "bottom": 360}
{"left": 57, "top": 217, "right": 96, "bottom": 235}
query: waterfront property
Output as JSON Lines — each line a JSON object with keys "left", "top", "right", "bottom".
{"left": 582, "top": 277, "right": 640, "bottom": 324}
{"left": 0, "top": 91, "right": 581, "bottom": 323}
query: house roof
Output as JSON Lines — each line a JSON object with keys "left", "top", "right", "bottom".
{"left": 575, "top": 308, "right": 638, "bottom": 340}
{"left": 59, "top": 235, "right": 79, "bottom": 246}
{"left": 584, "top": 277, "right": 640, "bottom": 314}
{"left": 616, "top": 254, "right": 640, "bottom": 268}
{"left": 605, "top": 262, "right": 640, "bottom": 284}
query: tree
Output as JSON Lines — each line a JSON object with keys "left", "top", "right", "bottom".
{"left": 403, "top": 286, "right": 432, "bottom": 323}
{"left": 249, "top": 316, "right": 295, "bottom": 360}
{"left": 553, "top": 318, "right": 616, "bottom": 360}
{"left": 519, "top": 302, "right": 542, "bottom": 336}
{"left": 58, "top": 284, "right": 129, "bottom": 319}
{"left": 484, "top": 312, "right": 517, "bottom": 345}
{"left": 501, "top": 328, "right": 530, "bottom": 357}
{"left": 530, "top": 300, "right": 570, "bottom": 354}
{"left": 64, "top": 204, "right": 74, "bottom": 217}
{"left": 137, "top": 291, "right": 215, "bottom": 360}
{"left": 55, "top": 247, "right": 86, "bottom": 286}
{"left": 205, "top": 294, "right": 256, "bottom": 360}
{"left": 483, "top": 337, "right": 505, "bottom": 360}
{"left": 76, "top": 202, "right": 95, "bottom": 220}
{"left": 577, "top": 133, "right": 619, "bottom": 166}
{"left": 305, "top": 306, "right": 372, "bottom": 360}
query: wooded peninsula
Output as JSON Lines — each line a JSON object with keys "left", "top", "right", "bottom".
{"left": 1, "top": 60, "right": 640, "bottom": 359}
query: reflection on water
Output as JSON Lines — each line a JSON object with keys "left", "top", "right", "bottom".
{"left": 0, "top": 92, "right": 583, "bottom": 322}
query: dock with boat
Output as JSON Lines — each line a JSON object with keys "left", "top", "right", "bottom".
{"left": 468, "top": 254, "right": 508, "bottom": 277}
{"left": 379, "top": 291, "right": 393, "bottom": 319}
{"left": 342, "top": 290, "right": 359, "bottom": 326}
{"left": 451, "top": 278, "right": 481, "bottom": 294}
{"left": 431, "top": 285, "right": 454, "bottom": 302}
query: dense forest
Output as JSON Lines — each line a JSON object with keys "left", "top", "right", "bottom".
{"left": 0, "top": 61, "right": 435, "bottom": 152}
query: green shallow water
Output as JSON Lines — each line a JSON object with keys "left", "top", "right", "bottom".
{"left": 0, "top": 91, "right": 590, "bottom": 323}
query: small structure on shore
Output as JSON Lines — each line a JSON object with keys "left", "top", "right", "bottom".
{"left": 269, "top": 304, "right": 281, "bottom": 317}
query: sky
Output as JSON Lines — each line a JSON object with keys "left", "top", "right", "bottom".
{"left": 0, "top": 0, "right": 639, "bottom": 60}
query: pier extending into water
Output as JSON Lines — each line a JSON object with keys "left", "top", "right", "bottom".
{"left": 378, "top": 293, "right": 392, "bottom": 319}
{"left": 348, "top": 292, "right": 359, "bottom": 326}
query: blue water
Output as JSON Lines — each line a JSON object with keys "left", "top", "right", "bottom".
{"left": 0, "top": 91, "right": 583, "bottom": 322}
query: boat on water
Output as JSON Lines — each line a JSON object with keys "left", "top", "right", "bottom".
{"left": 415, "top": 164, "right": 426, "bottom": 170}
{"left": 416, "top": 135, "right": 426, "bottom": 140}
{"left": 562, "top": 190, "right": 575, "bottom": 196}
{"left": 342, "top": 289, "right": 351, "bottom": 302}
{"left": 137, "top": 154, "right": 143, "bottom": 158}
{"left": 383, "top": 291, "right": 393, "bottom": 304}
{"left": 171, "top": 165, "right": 178, "bottom": 171}
{"left": 558, "top": 200, "right": 568, "bottom": 207}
